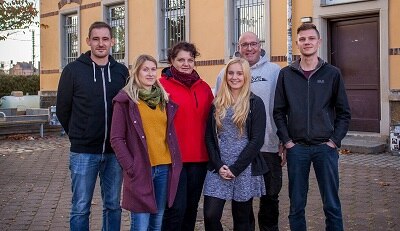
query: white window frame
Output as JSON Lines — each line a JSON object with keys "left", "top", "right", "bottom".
{"left": 321, "top": 0, "right": 374, "bottom": 6}
{"left": 102, "top": 0, "right": 128, "bottom": 65}
{"left": 157, "top": 0, "right": 189, "bottom": 62}
{"left": 59, "top": 7, "right": 80, "bottom": 69}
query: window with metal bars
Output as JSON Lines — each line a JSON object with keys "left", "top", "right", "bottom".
{"left": 108, "top": 4, "right": 125, "bottom": 64}
{"left": 160, "top": 0, "right": 186, "bottom": 61}
{"left": 232, "top": 0, "right": 265, "bottom": 56}
{"left": 63, "top": 14, "right": 78, "bottom": 67}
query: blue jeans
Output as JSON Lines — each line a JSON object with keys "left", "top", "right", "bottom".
{"left": 162, "top": 162, "right": 207, "bottom": 231}
{"left": 130, "top": 165, "right": 169, "bottom": 231}
{"left": 286, "top": 144, "right": 343, "bottom": 231}
{"left": 69, "top": 152, "right": 123, "bottom": 231}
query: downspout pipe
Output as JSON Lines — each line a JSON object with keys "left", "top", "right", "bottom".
{"left": 287, "top": 0, "right": 293, "bottom": 65}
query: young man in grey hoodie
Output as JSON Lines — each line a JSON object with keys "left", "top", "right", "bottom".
{"left": 215, "top": 31, "right": 284, "bottom": 231}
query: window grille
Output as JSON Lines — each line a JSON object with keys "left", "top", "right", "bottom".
{"left": 161, "top": 0, "right": 186, "bottom": 61}
{"left": 64, "top": 14, "right": 78, "bottom": 66}
{"left": 108, "top": 5, "right": 125, "bottom": 63}
{"left": 232, "top": 0, "right": 265, "bottom": 56}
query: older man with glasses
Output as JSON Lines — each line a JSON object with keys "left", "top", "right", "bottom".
{"left": 215, "top": 31, "right": 285, "bottom": 231}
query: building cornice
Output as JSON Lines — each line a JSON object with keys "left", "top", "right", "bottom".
{"left": 58, "top": 0, "right": 82, "bottom": 10}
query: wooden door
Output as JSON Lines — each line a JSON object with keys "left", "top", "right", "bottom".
{"left": 329, "top": 15, "right": 380, "bottom": 132}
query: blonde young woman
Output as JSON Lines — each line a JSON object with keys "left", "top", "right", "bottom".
{"left": 203, "top": 58, "right": 268, "bottom": 231}
{"left": 110, "top": 55, "right": 182, "bottom": 231}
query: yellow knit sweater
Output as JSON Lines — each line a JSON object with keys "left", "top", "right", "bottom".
{"left": 138, "top": 100, "right": 172, "bottom": 166}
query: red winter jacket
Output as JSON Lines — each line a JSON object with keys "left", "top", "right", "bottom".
{"left": 160, "top": 67, "right": 214, "bottom": 163}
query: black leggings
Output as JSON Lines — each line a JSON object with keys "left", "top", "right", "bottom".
{"left": 203, "top": 195, "right": 253, "bottom": 231}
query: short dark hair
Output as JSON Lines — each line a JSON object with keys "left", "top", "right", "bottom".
{"left": 297, "top": 23, "right": 320, "bottom": 39}
{"left": 167, "top": 42, "right": 200, "bottom": 64}
{"left": 88, "top": 21, "right": 113, "bottom": 38}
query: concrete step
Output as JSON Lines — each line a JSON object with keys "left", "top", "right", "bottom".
{"left": 341, "top": 133, "right": 387, "bottom": 154}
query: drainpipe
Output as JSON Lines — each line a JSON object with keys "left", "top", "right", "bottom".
{"left": 287, "top": 0, "right": 293, "bottom": 65}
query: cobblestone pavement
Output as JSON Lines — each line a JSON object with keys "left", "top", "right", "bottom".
{"left": 0, "top": 134, "right": 399, "bottom": 230}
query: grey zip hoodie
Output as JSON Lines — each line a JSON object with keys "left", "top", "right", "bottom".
{"left": 215, "top": 50, "right": 281, "bottom": 152}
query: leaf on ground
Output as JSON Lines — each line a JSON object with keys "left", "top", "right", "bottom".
{"left": 339, "top": 149, "right": 351, "bottom": 155}
{"left": 378, "top": 181, "right": 390, "bottom": 187}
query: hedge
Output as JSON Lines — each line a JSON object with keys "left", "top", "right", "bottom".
{"left": 0, "top": 75, "right": 40, "bottom": 98}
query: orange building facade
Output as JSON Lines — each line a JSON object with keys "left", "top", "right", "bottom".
{"left": 40, "top": 0, "right": 400, "bottom": 137}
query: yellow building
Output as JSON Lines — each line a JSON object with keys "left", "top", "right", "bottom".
{"left": 40, "top": 0, "right": 400, "bottom": 138}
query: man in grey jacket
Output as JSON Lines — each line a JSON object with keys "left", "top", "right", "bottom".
{"left": 215, "top": 31, "right": 284, "bottom": 231}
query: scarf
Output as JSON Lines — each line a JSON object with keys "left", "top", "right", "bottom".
{"left": 170, "top": 66, "right": 200, "bottom": 88}
{"left": 138, "top": 86, "right": 165, "bottom": 110}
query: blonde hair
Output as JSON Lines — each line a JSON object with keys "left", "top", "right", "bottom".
{"left": 214, "top": 57, "right": 251, "bottom": 135}
{"left": 123, "top": 54, "right": 169, "bottom": 103}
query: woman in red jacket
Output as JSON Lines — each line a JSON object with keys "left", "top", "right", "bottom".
{"left": 160, "top": 42, "right": 214, "bottom": 231}
{"left": 110, "top": 55, "right": 182, "bottom": 231}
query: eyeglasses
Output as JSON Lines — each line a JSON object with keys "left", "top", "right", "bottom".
{"left": 239, "top": 42, "right": 260, "bottom": 49}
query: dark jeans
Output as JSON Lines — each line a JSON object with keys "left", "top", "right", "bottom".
{"left": 162, "top": 162, "right": 207, "bottom": 231}
{"left": 204, "top": 196, "right": 253, "bottom": 231}
{"left": 287, "top": 144, "right": 343, "bottom": 231}
{"left": 258, "top": 152, "right": 283, "bottom": 231}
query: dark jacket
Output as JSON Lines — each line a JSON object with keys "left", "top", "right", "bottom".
{"left": 273, "top": 58, "right": 351, "bottom": 147}
{"left": 56, "top": 51, "right": 129, "bottom": 154}
{"left": 110, "top": 91, "right": 182, "bottom": 213}
{"left": 205, "top": 93, "right": 269, "bottom": 177}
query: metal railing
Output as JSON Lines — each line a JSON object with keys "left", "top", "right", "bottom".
{"left": 232, "top": 0, "right": 265, "bottom": 55}
{"left": 161, "top": 0, "right": 186, "bottom": 61}
{"left": 64, "top": 14, "right": 78, "bottom": 66}
{"left": 109, "top": 5, "right": 126, "bottom": 63}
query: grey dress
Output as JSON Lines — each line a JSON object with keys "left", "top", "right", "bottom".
{"left": 203, "top": 107, "right": 265, "bottom": 202}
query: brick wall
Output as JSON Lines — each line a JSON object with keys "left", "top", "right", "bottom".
{"left": 40, "top": 91, "right": 57, "bottom": 109}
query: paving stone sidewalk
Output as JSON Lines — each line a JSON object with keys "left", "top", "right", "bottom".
{"left": 0, "top": 134, "right": 399, "bottom": 230}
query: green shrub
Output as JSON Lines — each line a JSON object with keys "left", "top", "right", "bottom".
{"left": 0, "top": 75, "right": 40, "bottom": 98}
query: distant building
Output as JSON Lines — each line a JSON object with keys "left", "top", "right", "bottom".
{"left": 9, "top": 62, "right": 37, "bottom": 76}
{"left": 0, "top": 62, "right": 5, "bottom": 75}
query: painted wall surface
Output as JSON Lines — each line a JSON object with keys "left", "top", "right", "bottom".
{"left": 41, "top": 74, "right": 62, "bottom": 91}
{"left": 269, "top": 0, "right": 313, "bottom": 67}
{"left": 389, "top": 0, "right": 400, "bottom": 89}
{"left": 40, "top": 0, "right": 398, "bottom": 91}
{"left": 390, "top": 55, "right": 400, "bottom": 90}
{"left": 270, "top": 2, "right": 287, "bottom": 57}
{"left": 40, "top": 0, "right": 62, "bottom": 91}
{"left": 197, "top": 65, "right": 225, "bottom": 88}
{"left": 292, "top": 0, "right": 313, "bottom": 52}
{"left": 40, "top": 1, "right": 106, "bottom": 91}
{"left": 129, "top": 0, "right": 158, "bottom": 62}
{"left": 40, "top": 17, "right": 60, "bottom": 71}
{"left": 190, "top": 0, "right": 225, "bottom": 61}
{"left": 80, "top": 7, "right": 102, "bottom": 53}
{"left": 389, "top": 0, "right": 400, "bottom": 47}
{"left": 40, "top": 0, "right": 59, "bottom": 13}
